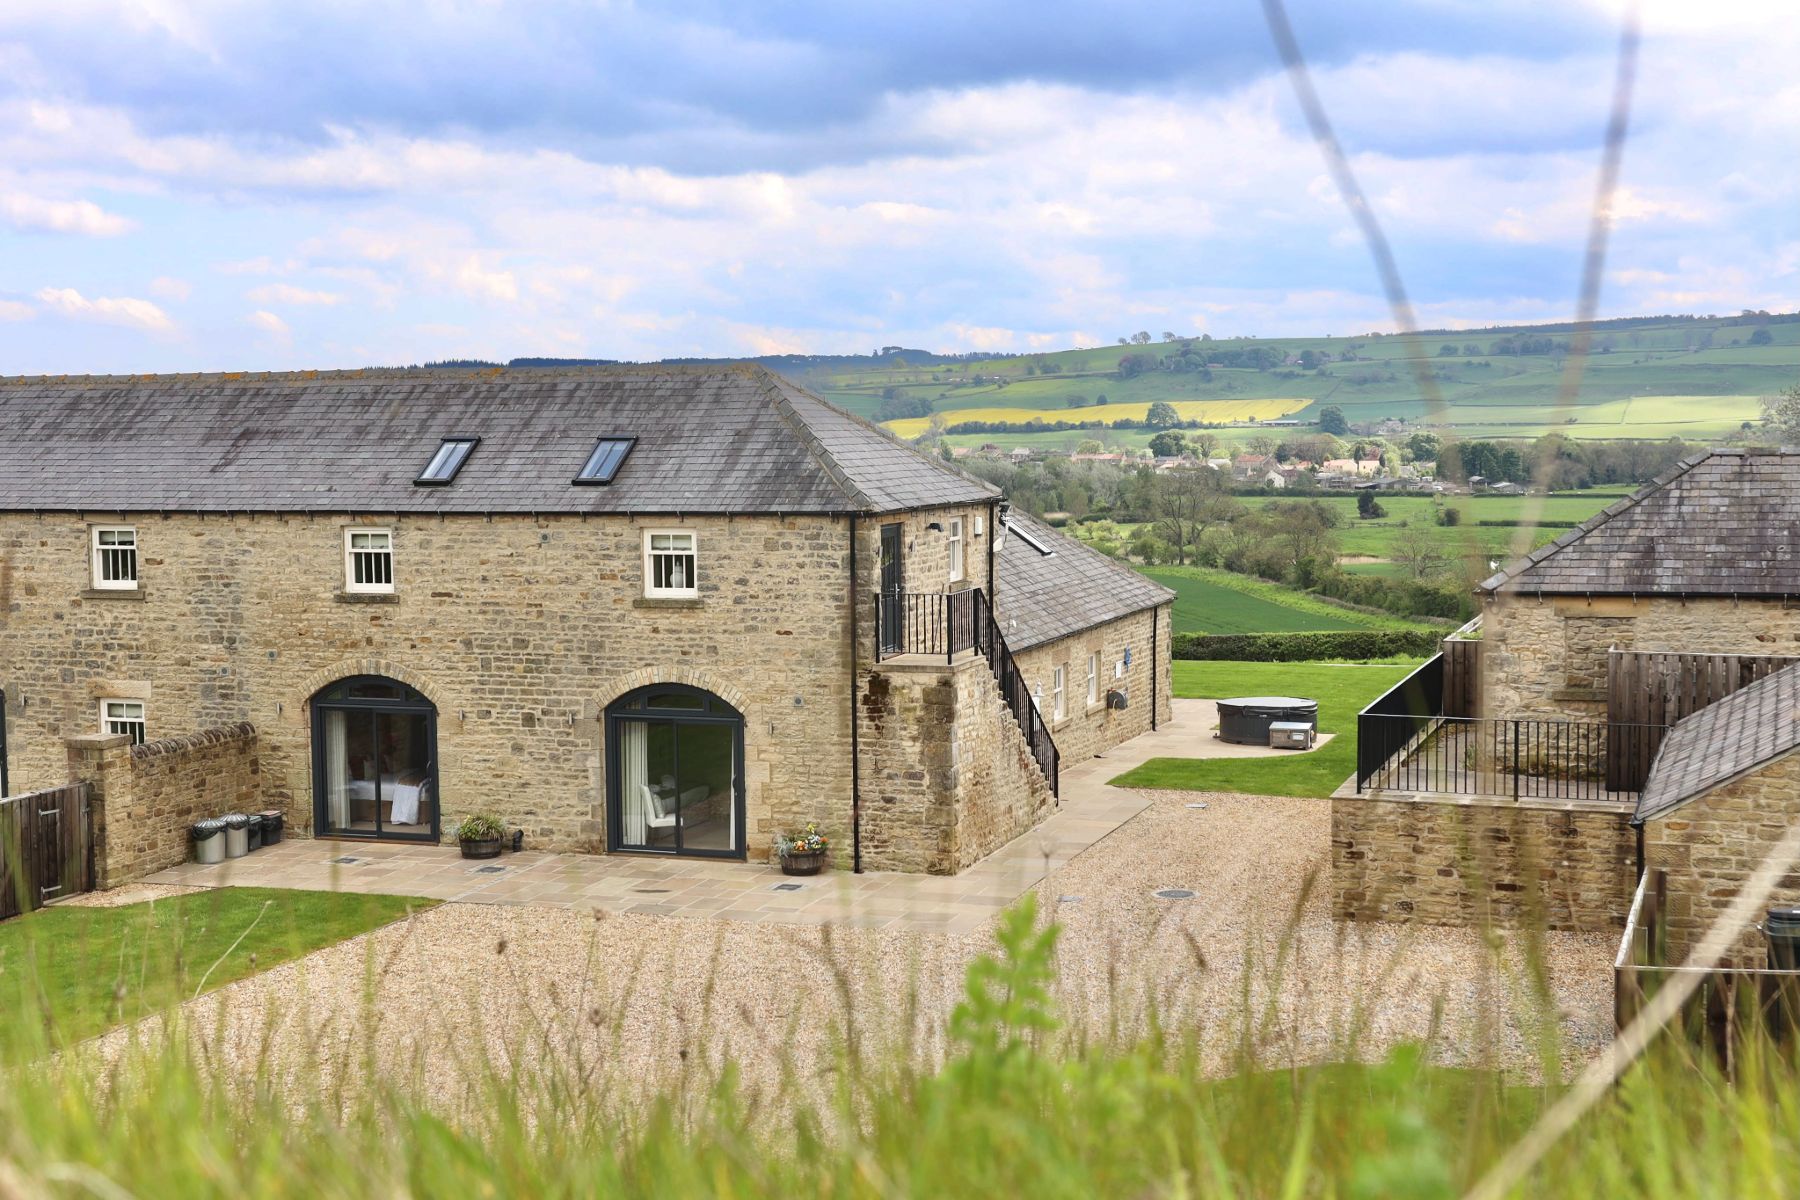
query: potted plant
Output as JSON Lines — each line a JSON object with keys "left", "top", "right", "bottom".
{"left": 774, "top": 822, "right": 829, "bottom": 876}
{"left": 457, "top": 813, "right": 506, "bottom": 859}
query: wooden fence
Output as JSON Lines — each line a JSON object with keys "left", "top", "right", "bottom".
{"left": 1615, "top": 869, "right": 1800, "bottom": 1071}
{"left": 1440, "top": 617, "right": 1483, "bottom": 718}
{"left": 0, "top": 783, "right": 94, "bottom": 921}
{"left": 1606, "top": 648, "right": 1800, "bottom": 792}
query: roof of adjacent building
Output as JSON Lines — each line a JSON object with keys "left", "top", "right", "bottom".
{"left": 1634, "top": 662, "right": 1800, "bottom": 824}
{"left": 0, "top": 366, "right": 996, "bottom": 515}
{"left": 992, "top": 511, "right": 1174, "bottom": 651}
{"left": 1480, "top": 449, "right": 1800, "bottom": 597}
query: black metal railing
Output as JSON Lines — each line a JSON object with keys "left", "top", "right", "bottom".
{"left": 875, "top": 589, "right": 979, "bottom": 663}
{"left": 872, "top": 587, "right": 1058, "bottom": 794}
{"left": 1359, "top": 712, "right": 1667, "bottom": 800}
{"left": 1356, "top": 654, "right": 1666, "bottom": 799}
{"left": 969, "top": 588, "right": 1060, "bottom": 796}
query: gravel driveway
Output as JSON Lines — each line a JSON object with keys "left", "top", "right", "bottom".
{"left": 91, "top": 791, "right": 1616, "bottom": 1111}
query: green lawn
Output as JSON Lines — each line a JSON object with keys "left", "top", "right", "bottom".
{"left": 1110, "top": 659, "right": 1420, "bottom": 798}
{"left": 1139, "top": 565, "right": 1420, "bottom": 635}
{"left": 0, "top": 887, "right": 432, "bottom": 1051}
{"left": 1237, "top": 491, "right": 1616, "bottom": 562}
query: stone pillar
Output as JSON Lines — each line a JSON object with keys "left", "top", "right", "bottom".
{"left": 66, "top": 733, "right": 134, "bottom": 890}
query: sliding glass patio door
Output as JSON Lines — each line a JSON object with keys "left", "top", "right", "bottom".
{"left": 607, "top": 685, "right": 744, "bottom": 858}
{"left": 312, "top": 677, "right": 440, "bottom": 842}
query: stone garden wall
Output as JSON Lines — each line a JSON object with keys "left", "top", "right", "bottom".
{"left": 67, "top": 722, "right": 260, "bottom": 887}
{"left": 1331, "top": 787, "right": 1636, "bottom": 932}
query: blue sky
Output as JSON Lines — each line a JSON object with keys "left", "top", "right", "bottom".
{"left": 0, "top": 0, "right": 1794, "bottom": 372}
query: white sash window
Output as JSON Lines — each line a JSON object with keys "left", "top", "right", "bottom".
{"left": 92, "top": 526, "right": 138, "bottom": 590}
{"left": 645, "top": 530, "right": 698, "bottom": 598}
{"left": 345, "top": 528, "right": 395, "bottom": 594}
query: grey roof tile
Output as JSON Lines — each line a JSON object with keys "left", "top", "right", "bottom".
{"left": 1634, "top": 662, "right": 1800, "bottom": 823}
{"left": 0, "top": 366, "right": 995, "bottom": 516}
{"left": 993, "top": 512, "right": 1173, "bottom": 650}
{"left": 1481, "top": 449, "right": 1800, "bottom": 596}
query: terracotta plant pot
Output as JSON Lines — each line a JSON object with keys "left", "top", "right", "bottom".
{"left": 781, "top": 849, "right": 826, "bottom": 876}
{"left": 460, "top": 837, "right": 503, "bottom": 860}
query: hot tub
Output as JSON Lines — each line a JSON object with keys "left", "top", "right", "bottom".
{"left": 1216, "top": 696, "right": 1318, "bottom": 745}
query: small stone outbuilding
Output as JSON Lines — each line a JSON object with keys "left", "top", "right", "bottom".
{"left": 1635, "top": 662, "right": 1800, "bottom": 967}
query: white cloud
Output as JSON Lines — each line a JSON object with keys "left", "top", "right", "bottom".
{"left": 0, "top": 299, "right": 33, "bottom": 321}
{"left": 247, "top": 309, "right": 289, "bottom": 336}
{"left": 149, "top": 275, "right": 191, "bottom": 300}
{"left": 0, "top": 191, "right": 133, "bottom": 236}
{"left": 34, "top": 286, "right": 172, "bottom": 331}
{"left": 246, "top": 283, "right": 343, "bottom": 306}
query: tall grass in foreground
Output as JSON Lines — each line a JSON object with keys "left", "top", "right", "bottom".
{"left": 0, "top": 895, "right": 1794, "bottom": 1198}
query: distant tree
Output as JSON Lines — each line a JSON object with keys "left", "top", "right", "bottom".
{"left": 1297, "top": 349, "right": 1324, "bottom": 370}
{"left": 1148, "top": 430, "right": 1188, "bottom": 457}
{"left": 1116, "top": 353, "right": 1160, "bottom": 381}
{"left": 1462, "top": 343, "right": 1482, "bottom": 356}
{"left": 1190, "top": 431, "right": 1221, "bottom": 459}
{"left": 1317, "top": 405, "right": 1349, "bottom": 435}
{"left": 1750, "top": 327, "right": 1774, "bottom": 346}
{"left": 1392, "top": 524, "right": 1448, "bottom": 579}
{"left": 1405, "top": 431, "right": 1441, "bottom": 461}
{"left": 1095, "top": 394, "right": 1108, "bottom": 405}
{"left": 1162, "top": 331, "right": 1179, "bottom": 342}
{"left": 1761, "top": 385, "right": 1800, "bottom": 441}
{"left": 1356, "top": 490, "right": 1387, "bottom": 519}
{"left": 1438, "top": 343, "right": 1460, "bottom": 357}
{"left": 1200, "top": 333, "right": 1214, "bottom": 342}
{"left": 1131, "top": 331, "right": 1153, "bottom": 345}
{"left": 1075, "top": 439, "right": 1104, "bottom": 454}
{"left": 1117, "top": 337, "right": 1129, "bottom": 345}
{"left": 1244, "top": 434, "right": 1278, "bottom": 457}
{"left": 1437, "top": 505, "right": 1463, "bottom": 527}
{"left": 1144, "top": 401, "right": 1182, "bottom": 429}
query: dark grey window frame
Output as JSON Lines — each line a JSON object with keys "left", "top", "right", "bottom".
{"left": 573, "top": 437, "right": 637, "bottom": 486}
{"left": 414, "top": 437, "right": 480, "bottom": 486}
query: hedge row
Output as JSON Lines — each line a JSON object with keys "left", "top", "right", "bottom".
{"left": 1474, "top": 519, "right": 1580, "bottom": 529}
{"left": 1171, "top": 629, "right": 1444, "bottom": 662}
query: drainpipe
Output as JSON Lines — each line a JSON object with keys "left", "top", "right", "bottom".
{"left": 1634, "top": 821, "right": 1644, "bottom": 883}
{"left": 986, "top": 498, "right": 997, "bottom": 600}
{"left": 849, "top": 512, "right": 863, "bottom": 874}
{"left": 1151, "top": 605, "right": 1160, "bottom": 731}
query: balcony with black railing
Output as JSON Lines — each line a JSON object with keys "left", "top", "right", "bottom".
{"left": 1356, "top": 653, "right": 1665, "bottom": 803}
{"left": 873, "top": 588, "right": 1058, "bottom": 795}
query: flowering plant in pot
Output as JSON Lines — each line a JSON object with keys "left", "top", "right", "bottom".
{"left": 456, "top": 813, "right": 506, "bottom": 859}
{"left": 774, "top": 823, "right": 828, "bottom": 876}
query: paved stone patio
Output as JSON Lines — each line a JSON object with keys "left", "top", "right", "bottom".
{"left": 146, "top": 697, "right": 1264, "bottom": 934}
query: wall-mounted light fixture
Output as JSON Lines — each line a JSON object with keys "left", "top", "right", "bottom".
{"left": 925, "top": 522, "right": 943, "bottom": 532}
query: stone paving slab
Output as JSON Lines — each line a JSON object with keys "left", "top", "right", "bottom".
{"left": 144, "top": 700, "right": 1218, "bottom": 934}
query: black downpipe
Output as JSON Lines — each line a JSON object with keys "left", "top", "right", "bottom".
{"left": 1634, "top": 822, "right": 1645, "bottom": 883}
{"left": 0, "top": 687, "right": 8, "bottom": 798}
{"left": 848, "top": 513, "right": 863, "bottom": 874}
{"left": 986, "top": 499, "right": 996, "bottom": 599}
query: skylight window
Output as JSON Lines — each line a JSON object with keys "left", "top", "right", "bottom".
{"left": 574, "top": 437, "right": 636, "bottom": 485}
{"left": 415, "top": 437, "right": 479, "bottom": 486}
{"left": 1005, "top": 520, "right": 1056, "bottom": 557}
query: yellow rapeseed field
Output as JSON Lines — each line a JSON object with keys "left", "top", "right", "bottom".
{"left": 883, "top": 397, "right": 1308, "bottom": 438}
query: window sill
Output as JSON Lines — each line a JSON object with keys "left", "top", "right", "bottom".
{"left": 634, "top": 596, "right": 703, "bottom": 610}
{"left": 336, "top": 591, "right": 400, "bottom": 605}
{"left": 1085, "top": 701, "right": 1108, "bottom": 717}
{"left": 81, "top": 588, "right": 145, "bottom": 601}
{"left": 1052, "top": 716, "right": 1072, "bottom": 732}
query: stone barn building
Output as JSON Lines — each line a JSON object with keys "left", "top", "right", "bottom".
{"left": 0, "top": 366, "right": 1171, "bottom": 880}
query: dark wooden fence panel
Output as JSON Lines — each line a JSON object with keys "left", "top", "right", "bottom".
{"left": 1607, "top": 649, "right": 1800, "bottom": 791}
{"left": 1441, "top": 634, "right": 1481, "bottom": 718}
{"left": 0, "top": 783, "right": 94, "bottom": 921}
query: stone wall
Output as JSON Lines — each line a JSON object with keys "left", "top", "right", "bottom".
{"left": 856, "top": 654, "right": 1055, "bottom": 874}
{"left": 66, "top": 723, "right": 260, "bottom": 887}
{"left": 1642, "top": 751, "right": 1800, "bottom": 967}
{"left": 0, "top": 510, "right": 866, "bottom": 858}
{"left": 1482, "top": 593, "right": 1800, "bottom": 719}
{"left": 1331, "top": 788, "right": 1636, "bottom": 931}
{"left": 1010, "top": 603, "right": 1172, "bottom": 768}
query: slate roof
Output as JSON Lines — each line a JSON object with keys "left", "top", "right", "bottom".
{"left": 0, "top": 366, "right": 996, "bottom": 515}
{"left": 1633, "top": 662, "right": 1800, "bottom": 824}
{"left": 1480, "top": 449, "right": 1800, "bottom": 596}
{"left": 992, "top": 512, "right": 1174, "bottom": 651}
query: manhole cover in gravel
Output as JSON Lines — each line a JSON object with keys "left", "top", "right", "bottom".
{"left": 1154, "top": 889, "right": 1197, "bottom": 900}
{"left": 1185, "top": 802, "right": 1209, "bottom": 810}
{"left": 771, "top": 883, "right": 804, "bottom": 892}
{"left": 473, "top": 865, "right": 506, "bottom": 874}
{"left": 330, "top": 856, "right": 362, "bottom": 865}
{"left": 633, "top": 888, "right": 670, "bottom": 894}
{"left": 1057, "top": 895, "right": 1083, "bottom": 903}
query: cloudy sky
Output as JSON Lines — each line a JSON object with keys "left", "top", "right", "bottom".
{"left": 0, "top": 0, "right": 1794, "bottom": 373}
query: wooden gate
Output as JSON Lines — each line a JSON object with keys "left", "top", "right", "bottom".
{"left": 0, "top": 783, "right": 94, "bottom": 921}
{"left": 1607, "top": 649, "right": 1800, "bottom": 791}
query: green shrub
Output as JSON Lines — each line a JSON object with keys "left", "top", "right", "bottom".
{"left": 1172, "top": 629, "right": 1442, "bottom": 661}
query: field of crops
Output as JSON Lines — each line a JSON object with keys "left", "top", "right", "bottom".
{"left": 1136, "top": 565, "right": 1423, "bottom": 635}
{"left": 1234, "top": 491, "right": 1614, "bottom": 562}
{"left": 883, "top": 396, "right": 1307, "bottom": 438}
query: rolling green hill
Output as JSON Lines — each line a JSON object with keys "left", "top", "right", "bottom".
{"left": 1137, "top": 565, "right": 1433, "bottom": 636}
{"left": 779, "top": 312, "right": 1799, "bottom": 449}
